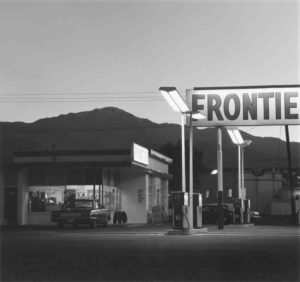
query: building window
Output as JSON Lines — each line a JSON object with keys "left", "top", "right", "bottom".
{"left": 28, "top": 186, "right": 65, "bottom": 212}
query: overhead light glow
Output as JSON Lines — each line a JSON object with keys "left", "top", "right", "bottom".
{"left": 226, "top": 127, "right": 245, "bottom": 145}
{"left": 159, "top": 87, "right": 190, "bottom": 113}
{"left": 233, "top": 129, "right": 244, "bottom": 144}
{"left": 192, "top": 112, "right": 206, "bottom": 120}
{"left": 242, "top": 140, "right": 253, "bottom": 148}
{"left": 160, "top": 90, "right": 181, "bottom": 112}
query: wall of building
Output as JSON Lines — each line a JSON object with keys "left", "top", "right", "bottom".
{"left": 245, "top": 171, "right": 283, "bottom": 214}
{"left": 0, "top": 168, "right": 4, "bottom": 225}
{"left": 120, "top": 167, "right": 147, "bottom": 223}
{"left": 271, "top": 202, "right": 291, "bottom": 215}
{"left": 27, "top": 212, "right": 56, "bottom": 225}
{"left": 2, "top": 147, "right": 171, "bottom": 226}
{"left": 149, "top": 158, "right": 169, "bottom": 174}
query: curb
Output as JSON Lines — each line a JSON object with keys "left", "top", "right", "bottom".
{"left": 165, "top": 228, "right": 208, "bottom": 235}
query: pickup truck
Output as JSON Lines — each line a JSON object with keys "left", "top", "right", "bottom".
{"left": 51, "top": 199, "right": 110, "bottom": 228}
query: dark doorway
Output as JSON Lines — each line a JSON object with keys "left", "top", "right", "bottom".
{"left": 4, "top": 187, "right": 17, "bottom": 225}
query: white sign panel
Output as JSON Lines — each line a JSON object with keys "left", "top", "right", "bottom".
{"left": 186, "top": 85, "right": 300, "bottom": 127}
{"left": 133, "top": 143, "right": 149, "bottom": 166}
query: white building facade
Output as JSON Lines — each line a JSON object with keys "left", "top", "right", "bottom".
{"left": 0, "top": 143, "right": 172, "bottom": 226}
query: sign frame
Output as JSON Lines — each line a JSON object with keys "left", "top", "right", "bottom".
{"left": 132, "top": 143, "right": 149, "bottom": 166}
{"left": 187, "top": 84, "right": 300, "bottom": 127}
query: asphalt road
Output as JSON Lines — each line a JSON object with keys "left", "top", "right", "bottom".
{"left": 1, "top": 225, "right": 299, "bottom": 282}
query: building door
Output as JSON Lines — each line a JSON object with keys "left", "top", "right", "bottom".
{"left": 4, "top": 187, "right": 17, "bottom": 225}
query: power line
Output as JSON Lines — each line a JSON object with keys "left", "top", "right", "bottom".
{"left": 0, "top": 93, "right": 165, "bottom": 102}
{"left": 0, "top": 91, "right": 160, "bottom": 96}
{"left": 0, "top": 99, "right": 163, "bottom": 103}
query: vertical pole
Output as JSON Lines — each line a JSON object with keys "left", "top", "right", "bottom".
{"left": 0, "top": 168, "right": 4, "bottom": 225}
{"left": 181, "top": 114, "right": 186, "bottom": 193}
{"left": 285, "top": 125, "right": 296, "bottom": 218}
{"left": 241, "top": 147, "right": 245, "bottom": 200}
{"left": 145, "top": 174, "right": 149, "bottom": 223}
{"left": 189, "top": 113, "right": 194, "bottom": 229}
{"left": 238, "top": 145, "right": 243, "bottom": 224}
{"left": 217, "top": 128, "right": 224, "bottom": 230}
{"left": 238, "top": 145, "right": 241, "bottom": 199}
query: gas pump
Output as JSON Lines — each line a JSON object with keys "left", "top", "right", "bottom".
{"left": 244, "top": 199, "right": 251, "bottom": 224}
{"left": 233, "top": 198, "right": 244, "bottom": 224}
{"left": 193, "top": 193, "right": 202, "bottom": 228}
{"left": 171, "top": 191, "right": 189, "bottom": 230}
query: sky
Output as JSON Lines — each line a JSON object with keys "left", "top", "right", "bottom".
{"left": 0, "top": 0, "right": 299, "bottom": 142}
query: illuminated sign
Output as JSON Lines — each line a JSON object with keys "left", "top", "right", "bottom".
{"left": 132, "top": 143, "right": 149, "bottom": 166}
{"left": 186, "top": 85, "right": 300, "bottom": 127}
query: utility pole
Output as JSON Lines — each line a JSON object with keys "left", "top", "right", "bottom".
{"left": 217, "top": 127, "right": 224, "bottom": 229}
{"left": 285, "top": 125, "right": 296, "bottom": 219}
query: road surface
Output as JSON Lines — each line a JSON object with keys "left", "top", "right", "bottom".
{"left": 1, "top": 225, "right": 299, "bottom": 281}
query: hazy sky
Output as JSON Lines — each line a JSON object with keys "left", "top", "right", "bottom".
{"left": 0, "top": 0, "right": 299, "bottom": 142}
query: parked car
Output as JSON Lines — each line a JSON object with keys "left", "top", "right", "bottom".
{"left": 202, "top": 203, "right": 262, "bottom": 225}
{"left": 202, "top": 203, "right": 234, "bottom": 225}
{"left": 51, "top": 199, "right": 110, "bottom": 228}
{"left": 250, "top": 210, "right": 262, "bottom": 223}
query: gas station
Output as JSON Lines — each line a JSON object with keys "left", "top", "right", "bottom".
{"left": 160, "top": 85, "right": 300, "bottom": 232}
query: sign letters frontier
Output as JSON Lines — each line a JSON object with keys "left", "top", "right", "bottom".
{"left": 186, "top": 85, "right": 300, "bottom": 127}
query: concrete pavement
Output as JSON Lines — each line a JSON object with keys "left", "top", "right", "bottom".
{"left": 1, "top": 224, "right": 299, "bottom": 281}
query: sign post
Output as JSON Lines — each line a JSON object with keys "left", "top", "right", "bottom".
{"left": 186, "top": 85, "right": 300, "bottom": 226}
{"left": 187, "top": 85, "right": 300, "bottom": 127}
{"left": 217, "top": 127, "right": 224, "bottom": 229}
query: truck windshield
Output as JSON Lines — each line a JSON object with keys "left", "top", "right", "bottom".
{"left": 74, "top": 200, "right": 93, "bottom": 208}
{"left": 63, "top": 200, "right": 93, "bottom": 209}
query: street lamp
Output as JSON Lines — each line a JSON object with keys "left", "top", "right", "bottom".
{"left": 159, "top": 87, "right": 190, "bottom": 194}
{"left": 240, "top": 140, "right": 252, "bottom": 201}
{"left": 226, "top": 128, "right": 252, "bottom": 224}
{"left": 159, "top": 87, "right": 205, "bottom": 231}
{"left": 226, "top": 127, "right": 245, "bottom": 201}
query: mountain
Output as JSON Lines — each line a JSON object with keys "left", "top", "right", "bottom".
{"left": 0, "top": 107, "right": 299, "bottom": 170}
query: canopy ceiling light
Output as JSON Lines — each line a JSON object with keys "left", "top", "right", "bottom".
{"left": 159, "top": 87, "right": 190, "bottom": 113}
{"left": 226, "top": 127, "right": 244, "bottom": 145}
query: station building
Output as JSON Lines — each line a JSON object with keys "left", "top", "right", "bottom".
{"left": 199, "top": 168, "right": 300, "bottom": 216}
{"left": 0, "top": 143, "right": 172, "bottom": 226}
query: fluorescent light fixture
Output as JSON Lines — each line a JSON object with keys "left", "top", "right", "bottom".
{"left": 192, "top": 112, "right": 206, "bottom": 120}
{"left": 159, "top": 87, "right": 190, "bottom": 113}
{"left": 241, "top": 140, "right": 252, "bottom": 148}
{"left": 226, "top": 127, "right": 244, "bottom": 145}
{"left": 160, "top": 90, "right": 180, "bottom": 112}
{"left": 233, "top": 129, "right": 244, "bottom": 144}
{"left": 227, "top": 130, "right": 239, "bottom": 144}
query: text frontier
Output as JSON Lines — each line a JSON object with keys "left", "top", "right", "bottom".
{"left": 187, "top": 86, "right": 300, "bottom": 127}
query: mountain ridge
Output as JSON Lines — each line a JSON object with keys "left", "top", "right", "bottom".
{"left": 0, "top": 107, "right": 299, "bottom": 170}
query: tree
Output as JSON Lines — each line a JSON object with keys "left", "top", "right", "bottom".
{"left": 159, "top": 141, "right": 204, "bottom": 192}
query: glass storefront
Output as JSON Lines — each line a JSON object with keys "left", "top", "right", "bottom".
{"left": 28, "top": 186, "right": 65, "bottom": 212}
{"left": 28, "top": 185, "right": 119, "bottom": 213}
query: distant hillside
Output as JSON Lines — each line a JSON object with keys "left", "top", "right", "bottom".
{"left": 0, "top": 107, "right": 299, "bottom": 170}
